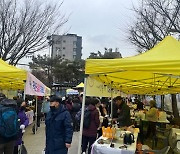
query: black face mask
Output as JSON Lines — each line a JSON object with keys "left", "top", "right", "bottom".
{"left": 50, "top": 106, "right": 56, "bottom": 112}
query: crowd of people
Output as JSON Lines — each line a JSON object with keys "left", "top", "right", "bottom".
{"left": 0, "top": 91, "right": 163, "bottom": 154}
{"left": 0, "top": 93, "right": 29, "bottom": 154}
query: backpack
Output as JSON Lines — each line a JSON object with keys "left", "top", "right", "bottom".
{"left": 0, "top": 99, "right": 19, "bottom": 138}
{"left": 75, "top": 107, "right": 91, "bottom": 128}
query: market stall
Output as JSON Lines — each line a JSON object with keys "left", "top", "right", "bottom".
{"left": 77, "top": 36, "right": 180, "bottom": 154}
{"left": 75, "top": 82, "right": 84, "bottom": 88}
{"left": 66, "top": 88, "right": 79, "bottom": 95}
{"left": 92, "top": 129, "right": 139, "bottom": 154}
{"left": 0, "top": 58, "right": 27, "bottom": 90}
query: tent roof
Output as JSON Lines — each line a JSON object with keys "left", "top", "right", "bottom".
{"left": 66, "top": 88, "right": 79, "bottom": 95}
{"left": 85, "top": 36, "right": 180, "bottom": 95}
{"left": 76, "top": 82, "right": 84, "bottom": 88}
{"left": 0, "top": 59, "right": 27, "bottom": 90}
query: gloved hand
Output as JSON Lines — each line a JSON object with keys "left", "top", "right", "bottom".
{"left": 22, "top": 129, "right": 26, "bottom": 133}
{"left": 20, "top": 124, "right": 25, "bottom": 130}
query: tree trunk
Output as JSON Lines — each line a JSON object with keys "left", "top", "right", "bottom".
{"left": 171, "top": 94, "right": 179, "bottom": 118}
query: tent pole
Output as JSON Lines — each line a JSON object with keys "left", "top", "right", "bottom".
{"left": 77, "top": 77, "right": 87, "bottom": 154}
{"left": 23, "top": 92, "right": 26, "bottom": 101}
{"left": 35, "top": 96, "right": 38, "bottom": 134}
{"left": 23, "top": 80, "right": 26, "bottom": 100}
{"left": 161, "top": 95, "right": 164, "bottom": 111}
{"left": 111, "top": 81, "right": 113, "bottom": 119}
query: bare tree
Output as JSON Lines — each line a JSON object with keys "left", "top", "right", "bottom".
{"left": 88, "top": 48, "right": 122, "bottom": 59}
{"left": 128, "top": 0, "right": 180, "bottom": 118}
{"left": 0, "top": 0, "right": 68, "bottom": 65}
{"left": 129, "top": 0, "right": 180, "bottom": 53}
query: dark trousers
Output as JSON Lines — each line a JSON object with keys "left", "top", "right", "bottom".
{"left": 97, "top": 128, "right": 102, "bottom": 138}
{"left": 82, "top": 135, "right": 96, "bottom": 154}
{"left": 44, "top": 113, "right": 47, "bottom": 119}
{"left": 0, "top": 140, "right": 15, "bottom": 154}
{"left": 37, "top": 116, "right": 41, "bottom": 127}
{"left": 13, "top": 146, "right": 18, "bottom": 154}
{"left": 146, "top": 121, "right": 156, "bottom": 138}
{"left": 72, "top": 112, "right": 79, "bottom": 132}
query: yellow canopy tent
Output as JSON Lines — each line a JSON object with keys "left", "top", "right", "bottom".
{"left": 66, "top": 88, "right": 79, "bottom": 95}
{"left": 85, "top": 36, "right": 180, "bottom": 95}
{"left": 0, "top": 59, "right": 27, "bottom": 90}
{"left": 76, "top": 82, "right": 84, "bottom": 88}
{"left": 77, "top": 36, "right": 180, "bottom": 154}
{"left": 0, "top": 59, "right": 51, "bottom": 95}
{"left": 45, "top": 87, "right": 51, "bottom": 96}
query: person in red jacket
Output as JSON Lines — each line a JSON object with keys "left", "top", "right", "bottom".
{"left": 82, "top": 97, "right": 100, "bottom": 154}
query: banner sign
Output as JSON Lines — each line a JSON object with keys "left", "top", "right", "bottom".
{"left": 45, "top": 87, "right": 51, "bottom": 96}
{"left": 86, "top": 76, "right": 122, "bottom": 97}
{"left": 25, "top": 72, "right": 46, "bottom": 96}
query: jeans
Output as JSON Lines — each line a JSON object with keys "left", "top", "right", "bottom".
{"left": 0, "top": 140, "right": 15, "bottom": 154}
{"left": 82, "top": 135, "right": 96, "bottom": 154}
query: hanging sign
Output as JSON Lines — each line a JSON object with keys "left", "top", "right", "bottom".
{"left": 86, "top": 76, "right": 121, "bottom": 97}
{"left": 25, "top": 72, "right": 46, "bottom": 96}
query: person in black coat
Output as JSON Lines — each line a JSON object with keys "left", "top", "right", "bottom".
{"left": 45, "top": 96, "right": 73, "bottom": 154}
{"left": 113, "top": 96, "right": 131, "bottom": 127}
{"left": 135, "top": 99, "right": 144, "bottom": 111}
{"left": 72, "top": 98, "right": 81, "bottom": 131}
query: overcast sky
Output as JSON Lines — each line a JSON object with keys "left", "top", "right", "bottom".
{"left": 19, "top": 0, "right": 139, "bottom": 68}
{"left": 61, "top": 0, "right": 139, "bottom": 59}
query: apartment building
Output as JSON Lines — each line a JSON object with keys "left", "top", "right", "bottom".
{"left": 50, "top": 34, "right": 82, "bottom": 61}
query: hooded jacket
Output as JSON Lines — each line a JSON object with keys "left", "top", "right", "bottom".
{"left": 45, "top": 104, "right": 73, "bottom": 154}
{"left": 15, "top": 108, "right": 29, "bottom": 145}
{"left": 83, "top": 104, "right": 100, "bottom": 137}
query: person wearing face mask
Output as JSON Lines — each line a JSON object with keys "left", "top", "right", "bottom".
{"left": 45, "top": 96, "right": 73, "bottom": 154}
{"left": 13, "top": 99, "right": 29, "bottom": 154}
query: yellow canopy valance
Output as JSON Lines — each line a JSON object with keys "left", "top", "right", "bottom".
{"left": 0, "top": 59, "right": 27, "bottom": 90}
{"left": 85, "top": 36, "right": 180, "bottom": 95}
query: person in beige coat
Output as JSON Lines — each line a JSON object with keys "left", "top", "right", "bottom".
{"left": 144, "top": 100, "right": 158, "bottom": 138}
{"left": 145, "top": 100, "right": 158, "bottom": 122}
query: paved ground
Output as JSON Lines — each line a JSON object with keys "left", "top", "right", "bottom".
{"left": 24, "top": 122, "right": 79, "bottom": 154}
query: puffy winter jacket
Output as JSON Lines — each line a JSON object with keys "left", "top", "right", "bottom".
{"left": 45, "top": 105, "right": 73, "bottom": 154}
{"left": 15, "top": 108, "right": 29, "bottom": 146}
{"left": 83, "top": 104, "right": 100, "bottom": 137}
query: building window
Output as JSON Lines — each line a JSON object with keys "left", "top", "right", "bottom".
{"left": 73, "top": 41, "right": 76, "bottom": 45}
{"left": 73, "top": 48, "right": 76, "bottom": 51}
{"left": 73, "top": 55, "right": 76, "bottom": 59}
{"left": 56, "top": 41, "right": 61, "bottom": 44}
{"left": 56, "top": 47, "right": 61, "bottom": 52}
{"left": 73, "top": 51, "right": 76, "bottom": 55}
{"left": 63, "top": 47, "right": 66, "bottom": 50}
{"left": 63, "top": 40, "right": 66, "bottom": 43}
